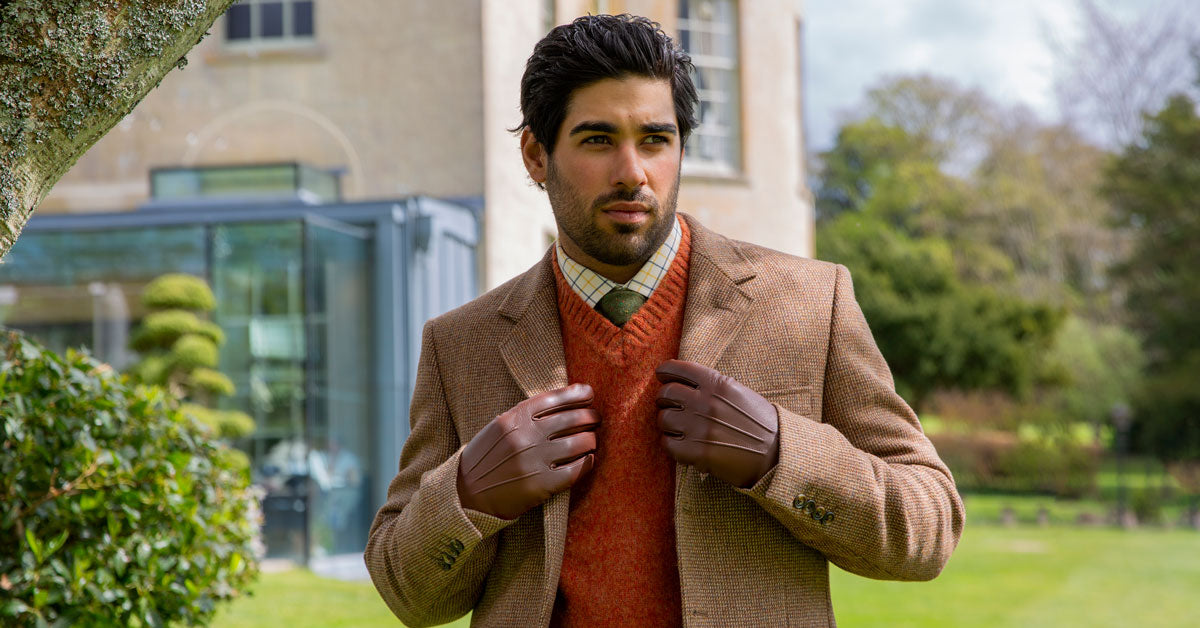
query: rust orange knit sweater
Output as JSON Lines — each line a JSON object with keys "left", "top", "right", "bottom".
{"left": 549, "top": 217, "right": 692, "bottom": 628}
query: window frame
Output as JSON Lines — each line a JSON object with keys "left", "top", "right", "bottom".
{"left": 678, "top": 0, "right": 743, "bottom": 177}
{"left": 224, "top": 0, "right": 316, "bottom": 49}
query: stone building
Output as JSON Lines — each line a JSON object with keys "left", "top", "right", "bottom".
{"left": 41, "top": 0, "right": 812, "bottom": 288}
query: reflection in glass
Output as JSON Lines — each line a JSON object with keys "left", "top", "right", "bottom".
{"left": 305, "top": 220, "right": 371, "bottom": 558}
{"left": 0, "top": 227, "right": 206, "bottom": 369}
{"left": 212, "top": 222, "right": 308, "bottom": 561}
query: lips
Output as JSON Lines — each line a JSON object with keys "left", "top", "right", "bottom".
{"left": 602, "top": 208, "right": 648, "bottom": 225}
{"left": 604, "top": 202, "right": 648, "bottom": 213}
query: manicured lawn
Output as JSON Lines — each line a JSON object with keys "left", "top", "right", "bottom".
{"left": 213, "top": 526, "right": 1199, "bottom": 627}
{"left": 831, "top": 526, "right": 1200, "bottom": 627}
{"left": 209, "top": 569, "right": 469, "bottom": 628}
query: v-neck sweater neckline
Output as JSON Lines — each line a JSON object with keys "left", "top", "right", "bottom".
{"left": 551, "top": 217, "right": 692, "bottom": 357}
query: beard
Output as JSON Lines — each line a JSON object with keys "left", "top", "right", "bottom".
{"left": 545, "top": 159, "right": 680, "bottom": 267}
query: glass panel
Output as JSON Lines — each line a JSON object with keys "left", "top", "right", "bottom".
{"left": 304, "top": 218, "right": 372, "bottom": 558}
{"left": 0, "top": 228, "right": 206, "bottom": 369}
{"left": 296, "top": 165, "right": 341, "bottom": 203}
{"left": 152, "top": 169, "right": 201, "bottom": 198}
{"left": 152, "top": 165, "right": 300, "bottom": 201}
{"left": 293, "top": 1, "right": 314, "bottom": 37}
{"left": 260, "top": 2, "right": 285, "bottom": 38}
{"left": 226, "top": 4, "right": 252, "bottom": 40}
{"left": 211, "top": 222, "right": 307, "bottom": 561}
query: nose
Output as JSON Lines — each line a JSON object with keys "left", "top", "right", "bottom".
{"left": 610, "top": 142, "right": 647, "bottom": 190}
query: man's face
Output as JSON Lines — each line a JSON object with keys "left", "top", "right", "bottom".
{"left": 523, "top": 76, "right": 682, "bottom": 280}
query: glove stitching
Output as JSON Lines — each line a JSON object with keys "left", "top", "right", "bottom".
{"left": 472, "top": 441, "right": 539, "bottom": 480}
{"left": 693, "top": 411, "right": 764, "bottom": 442}
{"left": 463, "top": 422, "right": 521, "bottom": 475}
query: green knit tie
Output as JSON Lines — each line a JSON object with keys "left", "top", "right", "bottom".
{"left": 596, "top": 287, "right": 647, "bottom": 326}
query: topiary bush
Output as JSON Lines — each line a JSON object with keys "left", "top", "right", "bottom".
{"left": 0, "top": 329, "right": 261, "bottom": 627}
{"left": 141, "top": 274, "right": 217, "bottom": 312}
{"left": 127, "top": 274, "right": 253, "bottom": 441}
{"left": 171, "top": 335, "right": 219, "bottom": 370}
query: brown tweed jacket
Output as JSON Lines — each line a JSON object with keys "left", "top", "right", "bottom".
{"left": 365, "top": 213, "right": 964, "bottom": 628}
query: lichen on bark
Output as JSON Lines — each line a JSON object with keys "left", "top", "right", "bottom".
{"left": 0, "top": 0, "right": 236, "bottom": 259}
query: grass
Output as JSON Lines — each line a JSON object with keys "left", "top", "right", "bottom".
{"left": 831, "top": 526, "right": 1200, "bottom": 627}
{"left": 209, "top": 569, "right": 468, "bottom": 628}
{"left": 212, "top": 524, "right": 1199, "bottom": 628}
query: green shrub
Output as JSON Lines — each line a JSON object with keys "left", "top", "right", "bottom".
{"left": 194, "top": 320, "right": 226, "bottom": 347}
{"left": 141, "top": 274, "right": 216, "bottom": 311}
{"left": 1130, "top": 488, "right": 1164, "bottom": 525}
{"left": 129, "top": 310, "right": 203, "bottom": 353}
{"left": 0, "top": 330, "right": 260, "bottom": 627}
{"left": 931, "top": 431, "right": 1099, "bottom": 498}
{"left": 127, "top": 354, "right": 170, "bottom": 387}
{"left": 189, "top": 368, "right": 235, "bottom": 397}
{"left": 172, "top": 334, "right": 218, "bottom": 370}
{"left": 180, "top": 404, "right": 256, "bottom": 440}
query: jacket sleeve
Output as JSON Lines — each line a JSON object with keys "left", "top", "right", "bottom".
{"left": 364, "top": 320, "right": 515, "bottom": 627}
{"left": 737, "top": 263, "right": 965, "bottom": 581}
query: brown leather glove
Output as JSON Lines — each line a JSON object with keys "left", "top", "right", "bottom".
{"left": 655, "top": 360, "right": 780, "bottom": 488}
{"left": 456, "top": 383, "right": 600, "bottom": 520}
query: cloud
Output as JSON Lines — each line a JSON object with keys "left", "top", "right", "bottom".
{"left": 804, "top": 0, "right": 1088, "bottom": 152}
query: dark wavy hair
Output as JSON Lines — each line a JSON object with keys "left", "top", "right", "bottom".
{"left": 514, "top": 14, "right": 699, "bottom": 155}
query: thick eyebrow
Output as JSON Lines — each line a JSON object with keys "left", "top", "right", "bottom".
{"left": 640, "top": 122, "right": 678, "bottom": 135}
{"left": 568, "top": 121, "right": 678, "bottom": 136}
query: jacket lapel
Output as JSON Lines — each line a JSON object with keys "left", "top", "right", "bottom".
{"left": 496, "top": 248, "right": 571, "bottom": 624}
{"left": 497, "top": 248, "right": 569, "bottom": 399}
{"left": 677, "top": 213, "right": 756, "bottom": 368}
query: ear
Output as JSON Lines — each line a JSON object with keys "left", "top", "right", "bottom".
{"left": 520, "top": 128, "right": 548, "bottom": 184}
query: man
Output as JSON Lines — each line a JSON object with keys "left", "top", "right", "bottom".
{"left": 365, "top": 14, "right": 963, "bottom": 628}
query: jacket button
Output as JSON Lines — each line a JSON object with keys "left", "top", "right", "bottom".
{"left": 821, "top": 511, "right": 835, "bottom": 525}
{"left": 793, "top": 494, "right": 808, "bottom": 509}
{"left": 812, "top": 506, "right": 826, "bottom": 521}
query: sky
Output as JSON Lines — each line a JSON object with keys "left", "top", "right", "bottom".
{"left": 802, "top": 0, "right": 1148, "bottom": 153}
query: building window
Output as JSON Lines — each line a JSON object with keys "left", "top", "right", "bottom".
{"left": 678, "top": 0, "right": 741, "bottom": 175}
{"left": 226, "top": 0, "right": 315, "bottom": 44}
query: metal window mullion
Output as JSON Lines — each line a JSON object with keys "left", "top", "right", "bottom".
{"left": 250, "top": 0, "right": 260, "bottom": 40}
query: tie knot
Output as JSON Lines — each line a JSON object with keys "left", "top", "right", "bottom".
{"left": 596, "top": 287, "right": 647, "bottom": 326}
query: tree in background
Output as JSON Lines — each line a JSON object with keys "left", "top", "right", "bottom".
{"left": 1104, "top": 93, "right": 1200, "bottom": 520}
{"left": 817, "top": 212, "right": 1061, "bottom": 411}
{"left": 823, "top": 74, "right": 1129, "bottom": 320}
{"left": 0, "top": 0, "right": 236, "bottom": 258}
{"left": 815, "top": 86, "right": 1066, "bottom": 412}
{"left": 1052, "top": 0, "right": 1200, "bottom": 149}
{"left": 128, "top": 273, "right": 254, "bottom": 441}
{"left": 813, "top": 74, "right": 1154, "bottom": 499}
{"left": 1040, "top": 315, "right": 1145, "bottom": 435}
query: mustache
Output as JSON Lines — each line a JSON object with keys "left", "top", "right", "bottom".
{"left": 591, "top": 188, "right": 658, "bottom": 210}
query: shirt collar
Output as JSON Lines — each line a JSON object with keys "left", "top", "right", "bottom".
{"left": 555, "top": 215, "right": 682, "bottom": 308}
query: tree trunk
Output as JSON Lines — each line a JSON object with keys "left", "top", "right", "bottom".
{"left": 0, "top": 0, "right": 237, "bottom": 259}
